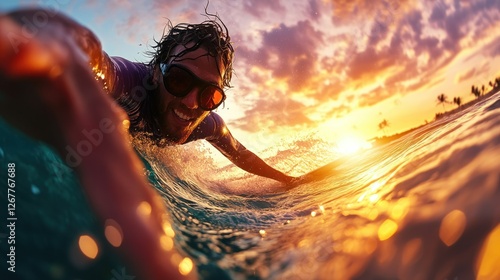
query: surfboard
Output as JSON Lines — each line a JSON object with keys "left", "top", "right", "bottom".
{"left": 290, "top": 159, "right": 344, "bottom": 186}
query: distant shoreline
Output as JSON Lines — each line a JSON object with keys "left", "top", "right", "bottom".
{"left": 371, "top": 88, "right": 500, "bottom": 146}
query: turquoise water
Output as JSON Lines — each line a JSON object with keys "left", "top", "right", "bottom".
{"left": 1, "top": 91, "right": 500, "bottom": 279}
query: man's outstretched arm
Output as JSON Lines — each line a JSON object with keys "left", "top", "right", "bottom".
{"left": 228, "top": 148, "right": 296, "bottom": 184}
{"left": 203, "top": 114, "right": 296, "bottom": 184}
{"left": 0, "top": 10, "right": 194, "bottom": 280}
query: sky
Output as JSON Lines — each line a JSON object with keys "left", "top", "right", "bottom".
{"left": 2, "top": 0, "right": 500, "bottom": 153}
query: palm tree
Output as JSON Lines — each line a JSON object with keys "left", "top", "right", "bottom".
{"left": 471, "top": 85, "right": 481, "bottom": 99}
{"left": 378, "top": 119, "right": 389, "bottom": 136}
{"left": 453, "top": 97, "right": 462, "bottom": 108}
{"left": 482, "top": 85, "right": 485, "bottom": 95}
{"left": 436, "top": 93, "right": 449, "bottom": 110}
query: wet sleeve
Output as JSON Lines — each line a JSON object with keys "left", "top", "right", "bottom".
{"left": 202, "top": 114, "right": 293, "bottom": 182}
{"left": 204, "top": 113, "right": 254, "bottom": 163}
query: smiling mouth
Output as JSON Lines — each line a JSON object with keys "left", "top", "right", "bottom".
{"left": 173, "top": 108, "right": 196, "bottom": 122}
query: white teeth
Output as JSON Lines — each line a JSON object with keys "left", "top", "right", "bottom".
{"left": 174, "top": 109, "right": 193, "bottom": 121}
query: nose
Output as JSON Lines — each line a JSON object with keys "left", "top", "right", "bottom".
{"left": 180, "top": 88, "right": 199, "bottom": 109}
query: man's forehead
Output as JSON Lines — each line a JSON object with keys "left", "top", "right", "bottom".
{"left": 169, "top": 45, "right": 226, "bottom": 85}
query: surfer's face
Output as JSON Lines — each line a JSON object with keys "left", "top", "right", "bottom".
{"left": 154, "top": 45, "right": 226, "bottom": 144}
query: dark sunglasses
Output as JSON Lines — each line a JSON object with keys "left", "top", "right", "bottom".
{"left": 160, "top": 63, "right": 226, "bottom": 111}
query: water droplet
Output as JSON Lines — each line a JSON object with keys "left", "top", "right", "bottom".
{"left": 31, "top": 184, "right": 40, "bottom": 195}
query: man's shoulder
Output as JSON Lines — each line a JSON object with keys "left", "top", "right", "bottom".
{"left": 205, "top": 112, "right": 224, "bottom": 124}
{"left": 110, "top": 57, "right": 154, "bottom": 98}
{"left": 203, "top": 112, "right": 228, "bottom": 131}
{"left": 188, "top": 113, "right": 227, "bottom": 142}
{"left": 111, "top": 57, "right": 150, "bottom": 75}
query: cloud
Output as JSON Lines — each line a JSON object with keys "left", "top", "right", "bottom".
{"left": 326, "top": 0, "right": 413, "bottom": 24}
{"left": 347, "top": 47, "right": 395, "bottom": 82}
{"left": 237, "top": 20, "right": 324, "bottom": 92}
{"left": 482, "top": 34, "right": 500, "bottom": 58}
{"left": 229, "top": 90, "right": 313, "bottom": 133}
{"left": 429, "top": 1, "right": 447, "bottom": 24}
{"left": 334, "top": 0, "right": 499, "bottom": 109}
{"left": 323, "top": 103, "right": 351, "bottom": 120}
{"left": 455, "top": 63, "right": 490, "bottom": 84}
{"left": 430, "top": 0, "right": 500, "bottom": 52}
{"left": 307, "top": 0, "right": 322, "bottom": 21}
{"left": 242, "top": 0, "right": 285, "bottom": 18}
{"left": 194, "top": 0, "right": 499, "bottom": 134}
{"left": 358, "top": 86, "right": 392, "bottom": 107}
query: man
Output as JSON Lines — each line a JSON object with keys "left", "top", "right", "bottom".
{"left": 0, "top": 7, "right": 296, "bottom": 280}
{"left": 105, "top": 19, "right": 295, "bottom": 183}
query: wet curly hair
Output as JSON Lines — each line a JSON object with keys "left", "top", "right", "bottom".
{"left": 148, "top": 11, "right": 234, "bottom": 88}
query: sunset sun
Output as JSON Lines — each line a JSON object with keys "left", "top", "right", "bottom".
{"left": 335, "top": 135, "right": 372, "bottom": 155}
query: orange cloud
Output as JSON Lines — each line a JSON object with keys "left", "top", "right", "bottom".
{"left": 455, "top": 64, "right": 489, "bottom": 84}
{"left": 230, "top": 89, "right": 313, "bottom": 133}
{"left": 325, "top": 0, "right": 414, "bottom": 24}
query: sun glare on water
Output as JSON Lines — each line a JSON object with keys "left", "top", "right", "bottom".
{"left": 335, "top": 135, "right": 372, "bottom": 155}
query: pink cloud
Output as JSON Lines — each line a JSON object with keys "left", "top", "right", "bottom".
{"left": 230, "top": 90, "right": 313, "bottom": 133}
{"left": 242, "top": 0, "right": 285, "bottom": 18}
{"left": 456, "top": 64, "right": 490, "bottom": 84}
{"left": 307, "top": 0, "right": 322, "bottom": 21}
{"left": 237, "top": 20, "right": 324, "bottom": 92}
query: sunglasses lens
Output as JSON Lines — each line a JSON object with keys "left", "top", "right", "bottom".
{"left": 200, "top": 86, "right": 225, "bottom": 110}
{"left": 162, "top": 64, "right": 225, "bottom": 110}
{"left": 164, "top": 67, "right": 193, "bottom": 96}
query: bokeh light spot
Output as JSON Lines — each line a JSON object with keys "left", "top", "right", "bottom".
{"left": 78, "top": 235, "right": 98, "bottom": 259}
{"left": 390, "top": 197, "right": 410, "bottom": 221}
{"left": 476, "top": 225, "right": 500, "bottom": 280}
{"left": 122, "top": 119, "right": 130, "bottom": 130}
{"left": 439, "top": 210, "right": 466, "bottom": 246}
{"left": 378, "top": 219, "right": 398, "bottom": 241}
{"left": 178, "top": 257, "right": 194, "bottom": 275}
{"left": 160, "top": 235, "right": 174, "bottom": 251}
{"left": 137, "top": 201, "right": 152, "bottom": 217}
{"left": 104, "top": 219, "right": 123, "bottom": 247}
{"left": 163, "top": 222, "right": 175, "bottom": 238}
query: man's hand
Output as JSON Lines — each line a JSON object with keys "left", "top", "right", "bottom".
{"left": 0, "top": 11, "right": 195, "bottom": 280}
{"left": 0, "top": 15, "right": 74, "bottom": 152}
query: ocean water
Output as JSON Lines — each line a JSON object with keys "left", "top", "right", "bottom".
{"left": 1, "top": 91, "right": 499, "bottom": 280}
